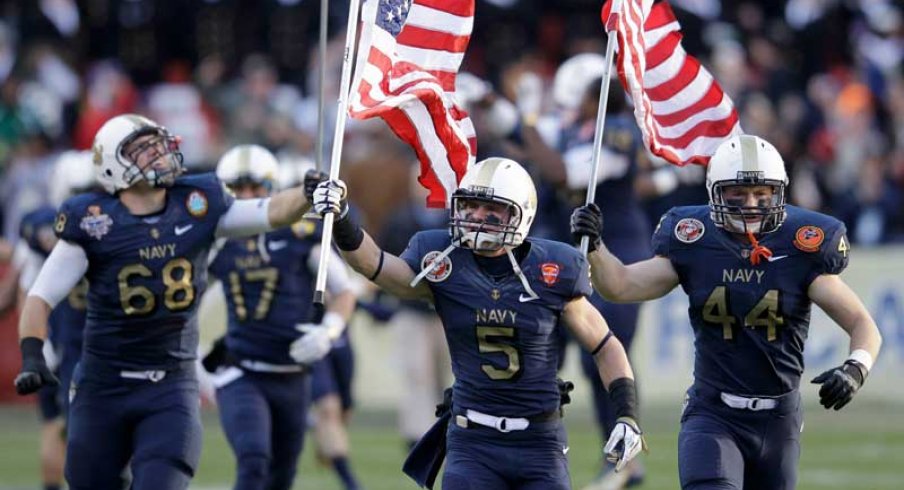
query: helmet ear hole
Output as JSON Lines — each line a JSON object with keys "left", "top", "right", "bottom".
{"left": 105, "top": 169, "right": 113, "bottom": 176}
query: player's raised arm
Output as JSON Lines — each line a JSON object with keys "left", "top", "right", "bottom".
{"left": 571, "top": 203, "right": 679, "bottom": 302}
{"left": 310, "top": 179, "right": 432, "bottom": 302}
{"left": 808, "top": 274, "right": 882, "bottom": 410}
{"left": 211, "top": 146, "right": 313, "bottom": 239}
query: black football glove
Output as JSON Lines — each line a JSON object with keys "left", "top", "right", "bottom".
{"left": 202, "top": 336, "right": 228, "bottom": 373}
{"left": 570, "top": 203, "right": 603, "bottom": 252}
{"left": 14, "top": 337, "right": 59, "bottom": 395}
{"left": 303, "top": 169, "right": 329, "bottom": 204}
{"left": 811, "top": 360, "right": 867, "bottom": 410}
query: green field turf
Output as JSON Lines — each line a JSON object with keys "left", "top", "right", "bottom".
{"left": 0, "top": 400, "right": 901, "bottom": 489}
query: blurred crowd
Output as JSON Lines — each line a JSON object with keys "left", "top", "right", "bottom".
{"left": 0, "top": 0, "right": 902, "bottom": 245}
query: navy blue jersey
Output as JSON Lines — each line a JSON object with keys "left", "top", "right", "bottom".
{"left": 55, "top": 173, "right": 234, "bottom": 371}
{"left": 208, "top": 219, "right": 321, "bottom": 364}
{"left": 653, "top": 205, "right": 849, "bottom": 395}
{"left": 401, "top": 230, "right": 592, "bottom": 416}
{"left": 19, "top": 206, "right": 58, "bottom": 257}
{"left": 19, "top": 207, "right": 88, "bottom": 349}
{"left": 563, "top": 114, "right": 651, "bottom": 249}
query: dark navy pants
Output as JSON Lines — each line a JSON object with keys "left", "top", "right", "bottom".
{"left": 678, "top": 385, "right": 802, "bottom": 490}
{"left": 216, "top": 370, "right": 312, "bottom": 490}
{"left": 311, "top": 339, "right": 355, "bottom": 410}
{"left": 442, "top": 417, "right": 571, "bottom": 490}
{"left": 65, "top": 363, "right": 202, "bottom": 490}
{"left": 58, "top": 343, "right": 82, "bottom": 417}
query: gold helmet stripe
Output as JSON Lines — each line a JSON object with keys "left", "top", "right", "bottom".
{"left": 474, "top": 158, "right": 504, "bottom": 187}
{"left": 740, "top": 135, "right": 759, "bottom": 173}
{"left": 238, "top": 146, "right": 252, "bottom": 175}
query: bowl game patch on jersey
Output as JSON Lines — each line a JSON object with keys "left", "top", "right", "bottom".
{"left": 540, "top": 262, "right": 560, "bottom": 286}
{"left": 79, "top": 206, "right": 113, "bottom": 240}
{"left": 793, "top": 225, "right": 824, "bottom": 252}
{"left": 675, "top": 218, "right": 705, "bottom": 243}
{"left": 421, "top": 251, "right": 452, "bottom": 283}
{"left": 186, "top": 190, "right": 208, "bottom": 217}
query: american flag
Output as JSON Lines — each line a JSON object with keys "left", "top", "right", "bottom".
{"left": 603, "top": 0, "right": 742, "bottom": 166}
{"left": 349, "top": 0, "right": 476, "bottom": 208}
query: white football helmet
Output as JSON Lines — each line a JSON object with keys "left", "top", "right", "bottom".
{"left": 277, "top": 155, "right": 315, "bottom": 190}
{"left": 216, "top": 144, "right": 280, "bottom": 193}
{"left": 50, "top": 150, "right": 97, "bottom": 206}
{"left": 553, "top": 53, "right": 607, "bottom": 110}
{"left": 706, "top": 135, "right": 788, "bottom": 234}
{"left": 450, "top": 157, "right": 537, "bottom": 251}
{"left": 92, "top": 114, "right": 184, "bottom": 194}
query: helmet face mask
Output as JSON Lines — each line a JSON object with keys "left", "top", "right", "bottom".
{"left": 706, "top": 135, "right": 788, "bottom": 235}
{"left": 450, "top": 189, "right": 522, "bottom": 252}
{"left": 710, "top": 181, "right": 786, "bottom": 234}
{"left": 447, "top": 157, "right": 537, "bottom": 252}
{"left": 120, "top": 128, "right": 184, "bottom": 189}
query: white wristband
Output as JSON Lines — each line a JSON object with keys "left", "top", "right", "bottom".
{"left": 847, "top": 349, "right": 873, "bottom": 372}
{"left": 322, "top": 311, "right": 346, "bottom": 341}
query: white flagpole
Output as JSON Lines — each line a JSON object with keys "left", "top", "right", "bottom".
{"left": 315, "top": 0, "right": 329, "bottom": 172}
{"left": 581, "top": 0, "right": 622, "bottom": 257}
{"left": 313, "top": 0, "right": 362, "bottom": 306}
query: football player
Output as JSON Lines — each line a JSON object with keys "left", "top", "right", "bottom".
{"left": 10, "top": 150, "right": 95, "bottom": 490}
{"left": 14, "top": 114, "right": 315, "bottom": 490}
{"left": 571, "top": 135, "right": 883, "bottom": 490}
{"left": 204, "top": 144, "right": 356, "bottom": 490}
{"left": 311, "top": 157, "right": 645, "bottom": 489}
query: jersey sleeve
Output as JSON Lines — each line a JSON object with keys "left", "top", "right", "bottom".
{"left": 817, "top": 222, "right": 850, "bottom": 275}
{"left": 651, "top": 208, "right": 676, "bottom": 257}
{"left": 399, "top": 232, "right": 426, "bottom": 274}
{"left": 198, "top": 173, "right": 235, "bottom": 220}
{"left": 569, "top": 254, "right": 593, "bottom": 299}
{"left": 54, "top": 197, "right": 89, "bottom": 246}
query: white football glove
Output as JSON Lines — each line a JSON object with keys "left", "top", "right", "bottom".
{"left": 603, "top": 417, "right": 647, "bottom": 472}
{"left": 289, "top": 313, "right": 346, "bottom": 365}
{"left": 312, "top": 179, "right": 348, "bottom": 218}
{"left": 290, "top": 324, "right": 332, "bottom": 364}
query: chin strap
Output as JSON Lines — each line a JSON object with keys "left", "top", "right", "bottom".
{"left": 506, "top": 247, "right": 539, "bottom": 301}
{"left": 410, "top": 243, "right": 457, "bottom": 287}
{"left": 746, "top": 231, "right": 773, "bottom": 266}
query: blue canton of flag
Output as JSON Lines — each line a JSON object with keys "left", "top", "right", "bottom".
{"left": 377, "top": 0, "right": 412, "bottom": 36}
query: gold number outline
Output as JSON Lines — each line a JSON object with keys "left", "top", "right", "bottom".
{"left": 476, "top": 326, "right": 522, "bottom": 381}
{"left": 118, "top": 258, "right": 196, "bottom": 315}
{"left": 702, "top": 287, "right": 785, "bottom": 341}
{"left": 228, "top": 267, "right": 280, "bottom": 322}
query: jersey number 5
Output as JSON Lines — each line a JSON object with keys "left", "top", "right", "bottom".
{"left": 476, "top": 326, "right": 522, "bottom": 380}
{"left": 118, "top": 259, "right": 194, "bottom": 315}
{"left": 703, "top": 286, "right": 784, "bottom": 341}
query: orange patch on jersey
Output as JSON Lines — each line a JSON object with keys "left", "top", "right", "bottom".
{"left": 540, "top": 262, "right": 561, "bottom": 286}
{"left": 793, "top": 225, "right": 824, "bottom": 252}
